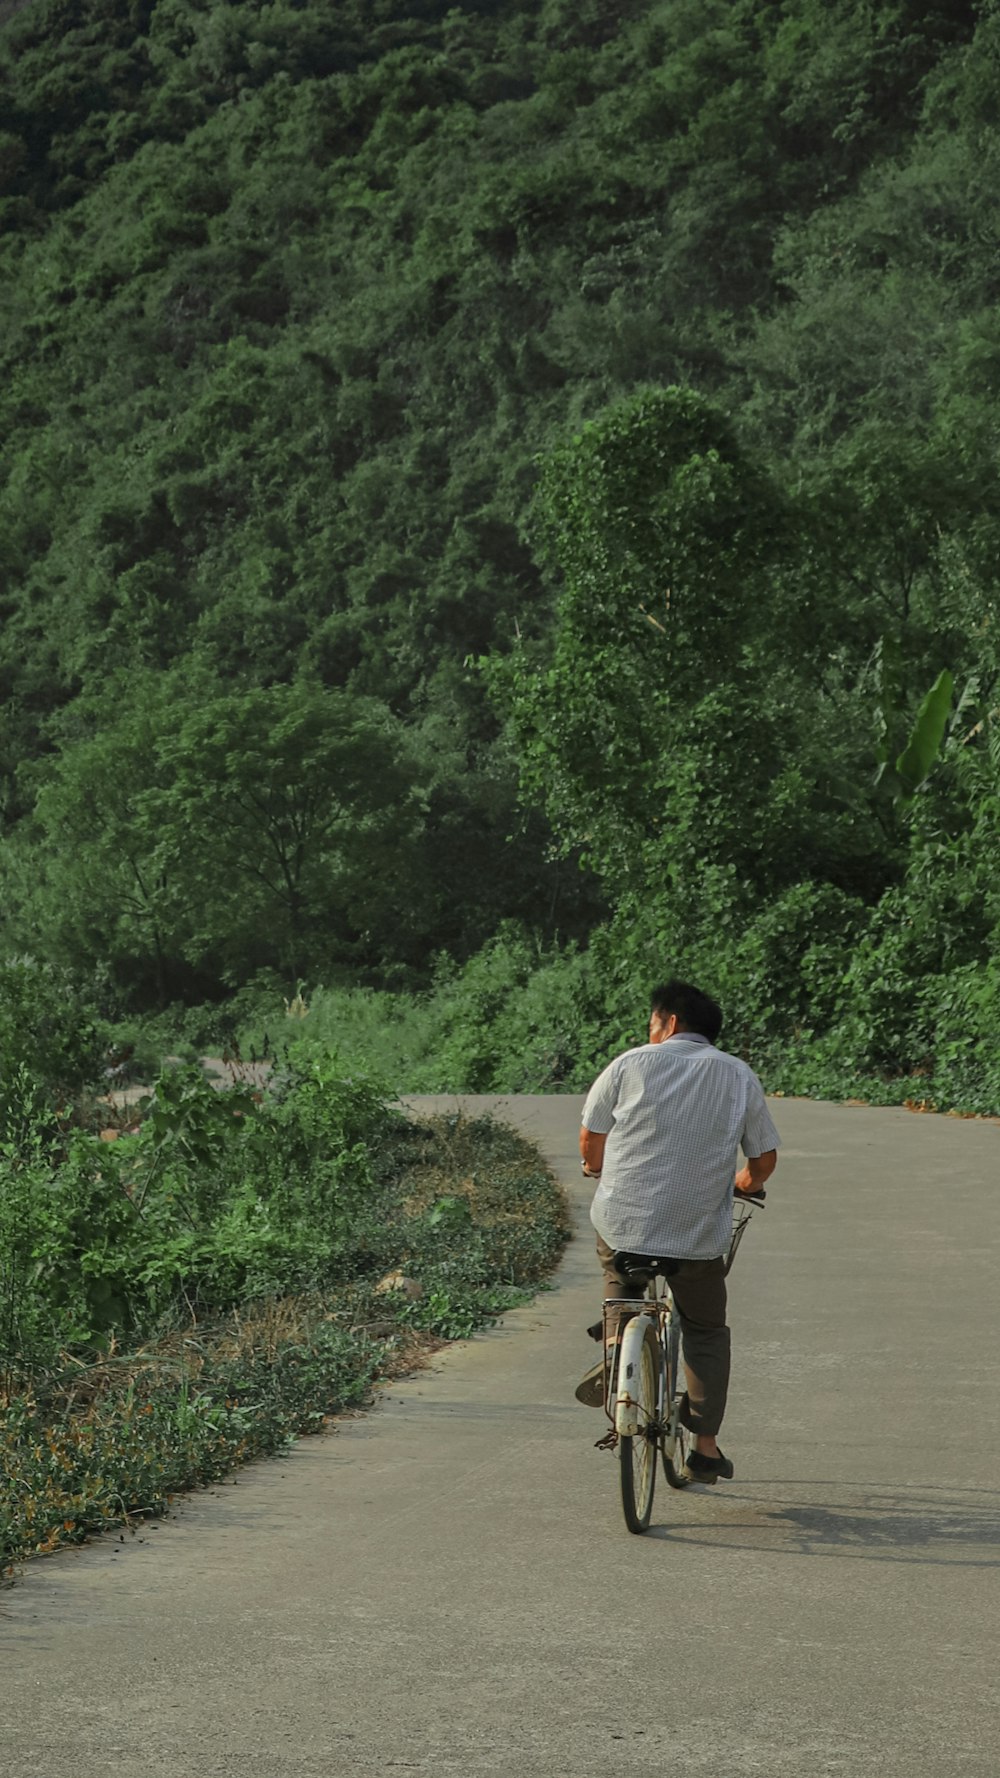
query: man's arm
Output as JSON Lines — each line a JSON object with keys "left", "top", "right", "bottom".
{"left": 734, "top": 1150, "right": 777, "bottom": 1195}
{"left": 736, "top": 1072, "right": 781, "bottom": 1195}
{"left": 579, "top": 1054, "right": 620, "bottom": 1178}
{"left": 580, "top": 1126, "right": 607, "bottom": 1178}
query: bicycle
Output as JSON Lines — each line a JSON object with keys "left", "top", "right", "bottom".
{"left": 595, "top": 1188, "right": 766, "bottom": 1535}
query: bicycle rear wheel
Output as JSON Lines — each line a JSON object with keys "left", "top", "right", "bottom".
{"left": 619, "top": 1320, "right": 661, "bottom": 1533}
{"left": 663, "top": 1315, "right": 692, "bottom": 1490}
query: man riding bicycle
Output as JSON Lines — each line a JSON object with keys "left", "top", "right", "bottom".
{"left": 576, "top": 978, "right": 780, "bottom": 1483}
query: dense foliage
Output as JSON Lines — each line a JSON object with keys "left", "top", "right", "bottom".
{"left": 2, "top": 0, "right": 1000, "bottom": 1103}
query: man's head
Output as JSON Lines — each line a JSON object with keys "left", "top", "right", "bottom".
{"left": 648, "top": 978, "right": 723, "bottom": 1045}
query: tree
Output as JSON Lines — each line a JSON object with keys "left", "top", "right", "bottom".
{"left": 497, "top": 386, "right": 795, "bottom": 896}
{"left": 163, "top": 683, "right": 425, "bottom": 983}
{"left": 23, "top": 677, "right": 187, "bottom": 1002}
{"left": 20, "top": 678, "right": 429, "bottom": 998}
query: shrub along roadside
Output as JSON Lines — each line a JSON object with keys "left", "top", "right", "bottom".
{"left": 233, "top": 908, "right": 1000, "bottom": 1119}
{"left": 1, "top": 1095, "right": 568, "bottom": 1578}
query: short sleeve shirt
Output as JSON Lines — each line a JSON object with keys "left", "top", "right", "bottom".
{"left": 581, "top": 1036, "right": 781, "bottom": 1259}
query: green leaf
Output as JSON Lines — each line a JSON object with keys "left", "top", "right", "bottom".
{"left": 895, "top": 670, "right": 954, "bottom": 797}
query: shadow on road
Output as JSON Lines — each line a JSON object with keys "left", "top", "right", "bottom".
{"left": 648, "top": 1481, "right": 1000, "bottom": 1566}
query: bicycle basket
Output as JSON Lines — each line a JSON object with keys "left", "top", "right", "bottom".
{"left": 725, "top": 1199, "right": 756, "bottom": 1275}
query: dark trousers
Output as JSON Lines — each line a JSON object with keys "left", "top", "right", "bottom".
{"left": 596, "top": 1234, "right": 731, "bottom": 1438}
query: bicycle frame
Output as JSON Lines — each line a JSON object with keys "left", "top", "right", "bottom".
{"left": 597, "top": 1194, "right": 761, "bottom": 1455}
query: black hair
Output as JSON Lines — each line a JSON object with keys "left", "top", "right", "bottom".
{"left": 650, "top": 978, "right": 723, "bottom": 1044}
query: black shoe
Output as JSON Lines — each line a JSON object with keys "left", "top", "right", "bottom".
{"left": 684, "top": 1449, "right": 735, "bottom": 1484}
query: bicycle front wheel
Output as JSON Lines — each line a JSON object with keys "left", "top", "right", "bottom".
{"left": 664, "top": 1314, "right": 691, "bottom": 1490}
{"left": 619, "top": 1321, "right": 660, "bottom": 1534}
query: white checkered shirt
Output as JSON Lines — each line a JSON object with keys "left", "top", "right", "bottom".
{"left": 581, "top": 1036, "right": 781, "bottom": 1259}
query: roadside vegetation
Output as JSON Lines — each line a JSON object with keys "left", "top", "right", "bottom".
{"left": 0, "top": 1041, "right": 568, "bottom": 1577}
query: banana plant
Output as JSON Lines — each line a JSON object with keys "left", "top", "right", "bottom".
{"left": 894, "top": 668, "right": 955, "bottom": 797}
{"left": 873, "top": 636, "right": 954, "bottom": 801}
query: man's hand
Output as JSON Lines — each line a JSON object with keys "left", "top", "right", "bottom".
{"left": 579, "top": 1126, "right": 607, "bottom": 1179}
{"left": 734, "top": 1149, "right": 777, "bottom": 1195}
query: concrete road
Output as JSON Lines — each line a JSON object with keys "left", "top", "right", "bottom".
{"left": 3, "top": 1095, "right": 1000, "bottom": 1777}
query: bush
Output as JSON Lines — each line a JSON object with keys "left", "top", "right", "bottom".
{"left": 242, "top": 927, "right": 609, "bottom": 1095}
{"left": 164, "top": 871, "right": 1000, "bottom": 1119}
{"left": 916, "top": 962, "right": 1000, "bottom": 1112}
{"left": 0, "top": 958, "right": 105, "bottom": 1115}
{"left": 242, "top": 982, "right": 443, "bottom": 1088}
{"left": 5, "top": 1058, "right": 414, "bottom": 1344}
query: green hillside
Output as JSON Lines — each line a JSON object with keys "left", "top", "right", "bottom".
{"left": 2, "top": 0, "right": 1000, "bottom": 1106}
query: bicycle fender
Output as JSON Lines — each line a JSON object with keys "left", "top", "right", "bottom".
{"left": 614, "top": 1313, "right": 657, "bottom": 1437}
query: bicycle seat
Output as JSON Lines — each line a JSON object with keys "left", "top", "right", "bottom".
{"left": 613, "top": 1251, "right": 681, "bottom": 1285}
